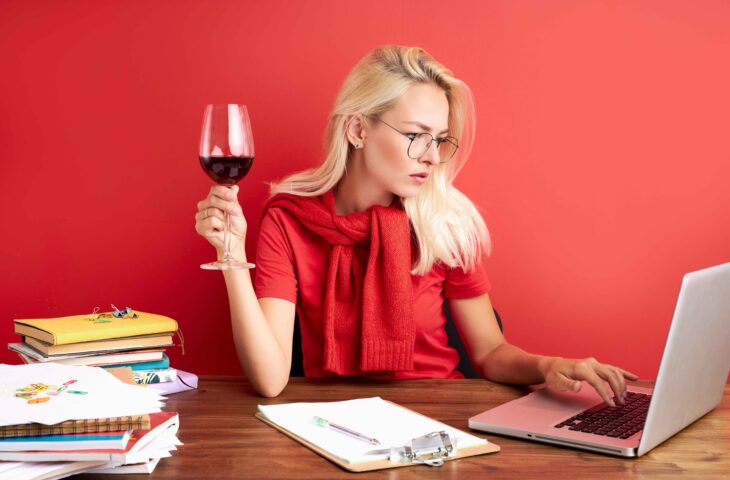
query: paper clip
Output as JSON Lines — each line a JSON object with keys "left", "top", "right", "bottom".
{"left": 89, "top": 307, "right": 112, "bottom": 323}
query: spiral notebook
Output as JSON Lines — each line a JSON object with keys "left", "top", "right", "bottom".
{"left": 256, "top": 397, "right": 499, "bottom": 472}
{"left": 0, "top": 415, "right": 151, "bottom": 439}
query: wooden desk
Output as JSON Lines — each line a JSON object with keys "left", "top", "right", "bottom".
{"left": 90, "top": 377, "right": 729, "bottom": 479}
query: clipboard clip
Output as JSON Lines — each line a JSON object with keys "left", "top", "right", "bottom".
{"left": 389, "top": 431, "right": 456, "bottom": 467}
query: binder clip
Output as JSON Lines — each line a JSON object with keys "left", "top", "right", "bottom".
{"left": 111, "top": 305, "right": 139, "bottom": 319}
{"left": 389, "top": 431, "right": 456, "bottom": 467}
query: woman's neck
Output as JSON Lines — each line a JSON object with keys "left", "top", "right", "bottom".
{"left": 334, "top": 157, "right": 394, "bottom": 216}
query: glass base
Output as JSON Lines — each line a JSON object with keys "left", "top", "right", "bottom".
{"left": 200, "top": 260, "right": 255, "bottom": 270}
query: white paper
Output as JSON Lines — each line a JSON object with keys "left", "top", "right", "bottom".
{"left": 258, "top": 397, "right": 488, "bottom": 465}
{"left": 124, "top": 431, "right": 180, "bottom": 464}
{"left": 0, "top": 462, "right": 23, "bottom": 476}
{"left": 0, "top": 460, "right": 106, "bottom": 480}
{"left": 147, "top": 370, "right": 197, "bottom": 396}
{"left": 0, "top": 363, "right": 165, "bottom": 426}
{"left": 86, "top": 456, "right": 161, "bottom": 475}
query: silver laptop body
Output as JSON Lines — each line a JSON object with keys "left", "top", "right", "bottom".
{"left": 468, "top": 262, "right": 730, "bottom": 457}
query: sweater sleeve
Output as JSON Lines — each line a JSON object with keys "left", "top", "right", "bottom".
{"left": 443, "top": 256, "right": 492, "bottom": 299}
{"left": 253, "top": 208, "right": 298, "bottom": 303}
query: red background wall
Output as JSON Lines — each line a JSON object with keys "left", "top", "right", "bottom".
{"left": 1, "top": 1, "right": 728, "bottom": 379}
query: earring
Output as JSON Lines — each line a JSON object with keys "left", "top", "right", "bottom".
{"left": 354, "top": 144, "right": 361, "bottom": 149}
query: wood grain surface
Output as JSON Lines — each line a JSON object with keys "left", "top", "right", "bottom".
{"left": 82, "top": 377, "right": 729, "bottom": 479}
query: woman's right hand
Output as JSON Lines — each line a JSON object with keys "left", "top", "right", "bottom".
{"left": 194, "top": 185, "right": 248, "bottom": 261}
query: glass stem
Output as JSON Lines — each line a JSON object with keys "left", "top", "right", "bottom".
{"left": 223, "top": 210, "right": 232, "bottom": 261}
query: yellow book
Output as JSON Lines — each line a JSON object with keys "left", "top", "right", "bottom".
{"left": 14, "top": 311, "right": 178, "bottom": 345}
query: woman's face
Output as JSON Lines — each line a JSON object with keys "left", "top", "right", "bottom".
{"left": 362, "top": 82, "right": 450, "bottom": 199}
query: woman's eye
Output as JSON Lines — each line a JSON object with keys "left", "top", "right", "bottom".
{"left": 405, "top": 133, "right": 418, "bottom": 140}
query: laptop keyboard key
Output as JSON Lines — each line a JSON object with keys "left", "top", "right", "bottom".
{"left": 554, "top": 393, "right": 651, "bottom": 438}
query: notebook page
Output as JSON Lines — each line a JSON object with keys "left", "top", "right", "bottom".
{"left": 0, "top": 363, "right": 164, "bottom": 426}
{"left": 258, "top": 397, "right": 487, "bottom": 465}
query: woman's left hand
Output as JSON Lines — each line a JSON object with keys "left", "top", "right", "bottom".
{"left": 539, "top": 357, "right": 639, "bottom": 407}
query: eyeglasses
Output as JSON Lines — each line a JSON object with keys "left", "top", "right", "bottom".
{"left": 374, "top": 118, "right": 459, "bottom": 163}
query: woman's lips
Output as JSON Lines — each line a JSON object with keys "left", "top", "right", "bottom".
{"left": 410, "top": 174, "right": 428, "bottom": 184}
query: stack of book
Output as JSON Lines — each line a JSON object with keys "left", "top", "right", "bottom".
{"left": 8, "top": 308, "right": 192, "bottom": 391}
{"left": 0, "top": 413, "right": 181, "bottom": 476}
{"left": 0, "top": 363, "right": 180, "bottom": 477}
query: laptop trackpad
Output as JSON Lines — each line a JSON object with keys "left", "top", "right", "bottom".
{"left": 524, "top": 386, "right": 604, "bottom": 416}
{"left": 474, "top": 384, "right": 606, "bottom": 428}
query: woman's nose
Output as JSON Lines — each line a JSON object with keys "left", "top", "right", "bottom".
{"left": 419, "top": 141, "right": 440, "bottom": 165}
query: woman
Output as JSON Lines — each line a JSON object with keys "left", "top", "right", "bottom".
{"left": 194, "top": 45, "right": 637, "bottom": 399}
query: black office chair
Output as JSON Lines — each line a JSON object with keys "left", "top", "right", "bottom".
{"left": 289, "top": 304, "right": 503, "bottom": 378}
{"left": 290, "top": 318, "right": 305, "bottom": 377}
{"left": 443, "top": 302, "right": 503, "bottom": 379}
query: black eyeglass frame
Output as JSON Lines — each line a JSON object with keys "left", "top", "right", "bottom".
{"left": 372, "top": 117, "right": 459, "bottom": 163}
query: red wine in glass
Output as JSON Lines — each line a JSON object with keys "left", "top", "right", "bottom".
{"left": 199, "top": 104, "right": 255, "bottom": 270}
{"left": 199, "top": 155, "right": 254, "bottom": 186}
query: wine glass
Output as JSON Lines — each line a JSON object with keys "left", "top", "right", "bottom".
{"left": 199, "top": 104, "right": 255, "bottom": 270}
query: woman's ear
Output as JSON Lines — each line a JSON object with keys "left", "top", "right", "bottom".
{"left": 345, "top": 114, "right": 367, "bottom": 149}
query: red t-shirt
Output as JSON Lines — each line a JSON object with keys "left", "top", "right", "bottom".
{"left": 253, "top": 205, "right": 492, "bottom": 380}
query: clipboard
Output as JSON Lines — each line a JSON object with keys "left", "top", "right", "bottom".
{"left": 255, "top": 400, "right": 500, "bottom": 472}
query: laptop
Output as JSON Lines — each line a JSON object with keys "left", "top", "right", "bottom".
{"left": 469, "top": 262, "right": 730, "bottom": 457}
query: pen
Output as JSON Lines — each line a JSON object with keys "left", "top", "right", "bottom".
{"left": 312, "top": 416, "right": 381, "bottom": 445}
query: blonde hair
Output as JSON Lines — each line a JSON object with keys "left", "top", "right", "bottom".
{"left": 270, "top": 45, "right": 491, "bottom": 275}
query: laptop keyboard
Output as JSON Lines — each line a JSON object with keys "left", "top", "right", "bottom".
{"left": 554, "top": 392, "right": 651, "bottom": 439}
